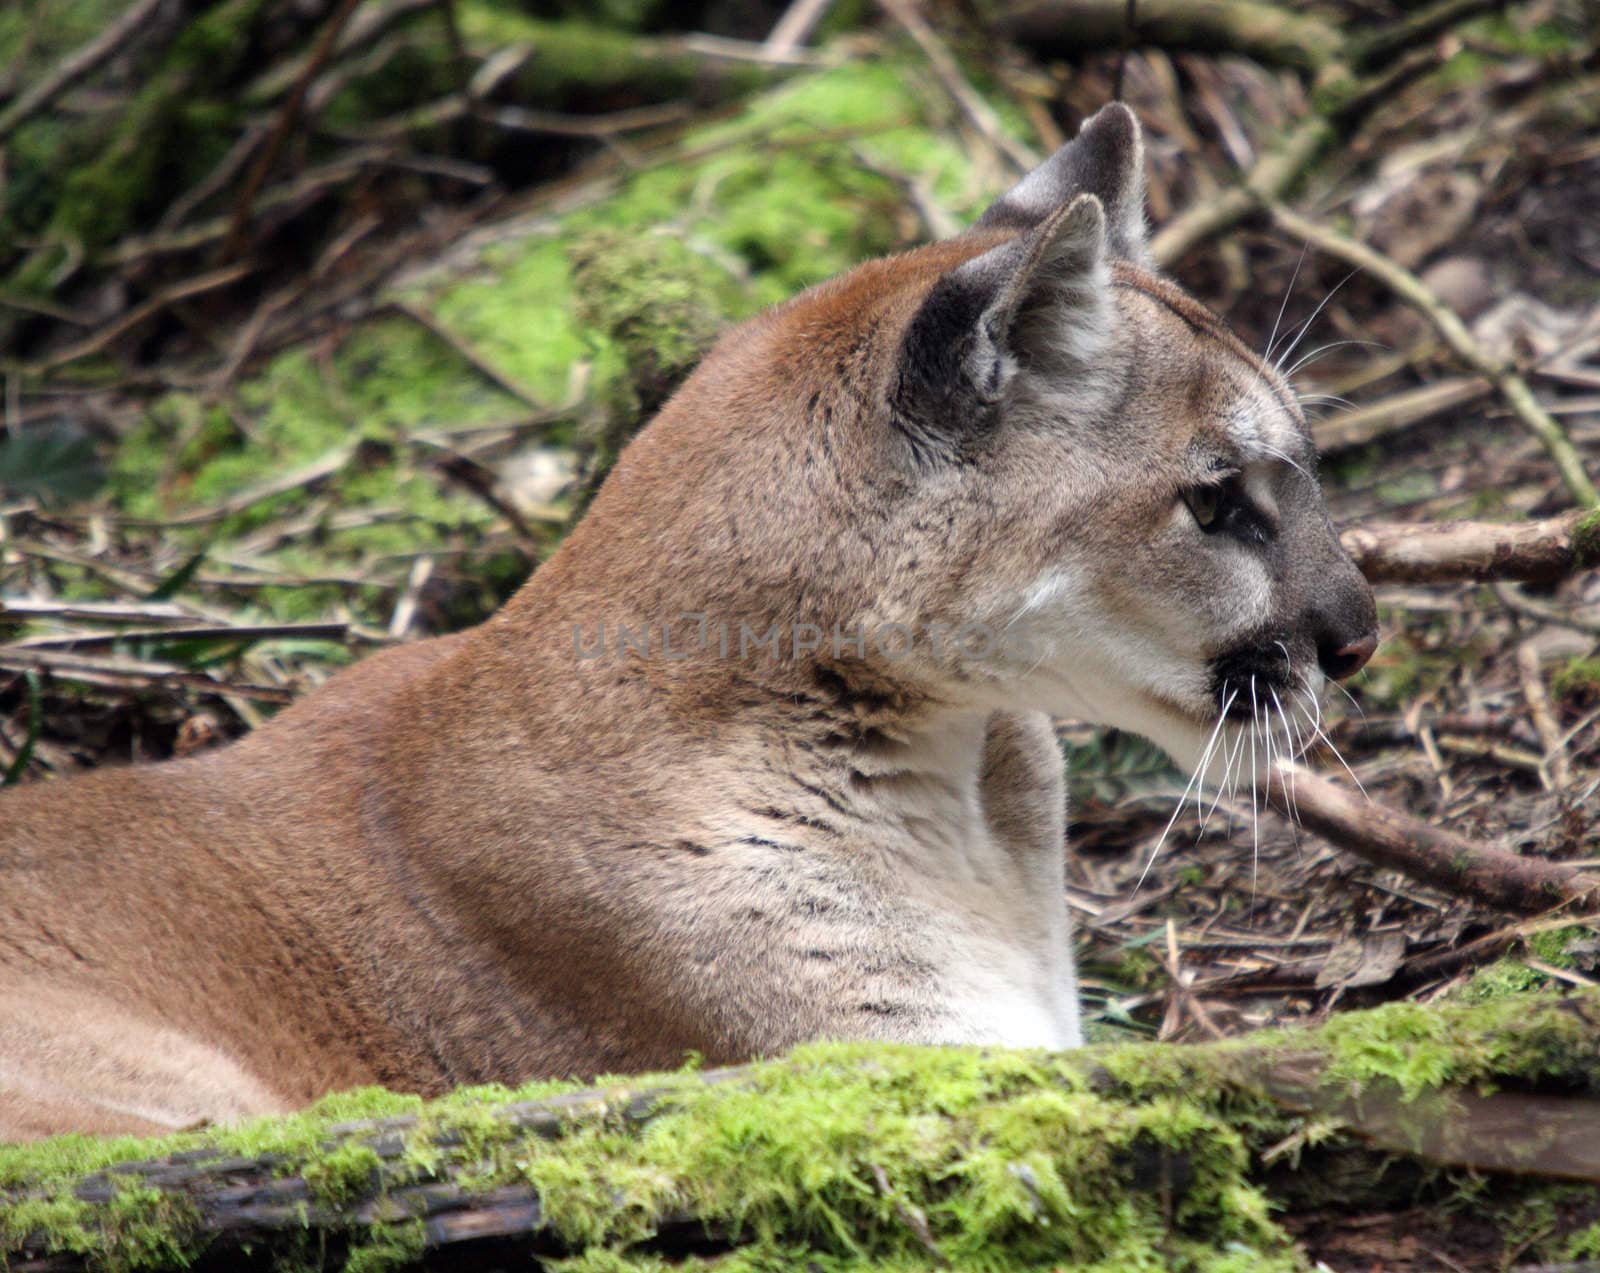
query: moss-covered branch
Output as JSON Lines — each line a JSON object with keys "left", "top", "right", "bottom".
{"left": 7, "top": 993, "right": 1600, "bottom": 1270}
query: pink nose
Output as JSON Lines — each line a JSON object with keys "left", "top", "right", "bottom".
{"left": 1322, "top": 632, "right": 1378, "bottom": 680}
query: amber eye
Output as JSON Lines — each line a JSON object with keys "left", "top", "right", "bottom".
{"left": 1184, "top": 485, "right": 1223, "bottom": 530}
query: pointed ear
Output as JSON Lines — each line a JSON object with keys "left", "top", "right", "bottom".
{"left": 977, "top": 102, "right": 1148, "bottom": 263}
{"left": 892, "top": 194, "right": 1107, "bottom": 458}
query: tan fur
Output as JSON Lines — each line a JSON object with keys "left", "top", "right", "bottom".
{"left": 0, "top": 107, "right": 1374, "bottom": 1139}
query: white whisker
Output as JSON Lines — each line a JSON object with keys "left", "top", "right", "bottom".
{"left": 1263, "top": 244, "right": 1309, "bottom": 366}
{"left": 1259, "top": 442, "right": 1314, "bottom": 484}
{"left": 1270, "top": 687, "right": 1300, "bottom": 822}
{"left": 1307, "top": 714, "right": 1368, "bottom": 798}
{"left": 1272, "top": 269, "right": 1359, "bottom": 375}
{"left": 1283, "top": 338, "right": 1386, "bottom": 380}
{"left": 1134, "top": 691, "right": 1235, "bottom": 892}
{"left": 1248, "top": 678, "right": 1261, "bottom": 899}
{"left": 1328, "top": 676, "right": 1368, "bottom": 725}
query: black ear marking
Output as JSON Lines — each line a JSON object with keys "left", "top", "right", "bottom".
{"left": 976, "top": 102, "right": 1148, "bottom": 263}
{"left": 892, "top": 195, "right": 1108, "bottom": 463}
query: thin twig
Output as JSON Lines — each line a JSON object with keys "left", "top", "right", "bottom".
{"left": 1311, "top": 377, "right": 1489, "bottom": 453}
{"left": 223, "top": 0, "right": 367, "bottom": 260}
{"left": 20, "top": 264, "right": 256, "bottom": 372}
{"left": 383, "top": 299, "right": 547, "bottom": 409}
{"left": 0, "top": 0, "right": 167, "bottom": 145}
{"left": 876, "top": 0, "right": 1038, "bottom": 173}
{"left": 1266, "top": 202, "right": 1599, "bottom": 508}
{"left": 1518, "top": 641, "right": 1572, "bottom": 791}
{"left": 763, "top": 0, "right": 836, "bottom": 58}
{"left": 7, "top": 622, "right": 351, "bottom": 651}
{"left": 0, "top": 649, "right": 295, "bottom": 704}
{"left": 1495, "top": 582, "right": 1600, "bottom": 638}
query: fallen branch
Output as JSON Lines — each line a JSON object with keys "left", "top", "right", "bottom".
{"left": 1270, "top": 761, "right": 1600, "bottom": 915}
{"left": 1341, "top": 509, "right": 1600, "bottom": 584}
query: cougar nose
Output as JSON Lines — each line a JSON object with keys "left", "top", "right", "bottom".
{"left": 1319, "top": 631, "right": 1377, "bottom": 680}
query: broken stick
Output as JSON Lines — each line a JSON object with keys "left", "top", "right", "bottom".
{"left": 1269, "top": 761, "right": 1599, "bottom": 915}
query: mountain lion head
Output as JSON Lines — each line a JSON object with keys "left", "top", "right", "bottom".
{"left": 577, "top": 103, "right": 1378, "bottom": 780}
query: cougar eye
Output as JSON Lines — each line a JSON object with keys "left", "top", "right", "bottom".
{"left": 1184, "top": 484, "right": 1224, "bottom": 530}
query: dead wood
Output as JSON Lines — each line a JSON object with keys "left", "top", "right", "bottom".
{"left": 1270, "top": 761, "right": 1600, "bottom": 915}
{"left": 1341, "top": 510, "right": 1598, "bottom": 585}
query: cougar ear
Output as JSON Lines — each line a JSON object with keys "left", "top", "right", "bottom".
{"left": 977, "top": 102, "right": 1148, "bottom": 263}
{"left": 892, "top": 193, "right": 1107, "bottom": 458}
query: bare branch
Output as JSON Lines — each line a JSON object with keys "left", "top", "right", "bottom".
{"left": 0, "top": 0, "right": 167, "bottom": 146}
{"left": 1269, "top": 762, "right": 1600, "bottom": 915}
{"left": 1342, "top": 511, "right": 1599, "bottom": 585}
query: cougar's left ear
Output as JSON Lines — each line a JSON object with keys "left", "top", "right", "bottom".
{"left": 978, "top": 102, "right": 1149, "bottom": 264}
{"left": 893, "top": 193, "right": 1107, "bottom": 456}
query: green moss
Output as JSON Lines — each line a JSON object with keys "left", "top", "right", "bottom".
{"left": 82, "top": 54, "right": 998, "bottom": 634}
{"left": 0, "top": 1180, "right": 197, "bottom": 1273}
{"left": 344, "top": 1219, "right": 427, "bottom": 1273}
{"left": 13, "top": 995, "right": 1600, "bottom": 1271}
{"left": 47, "top": 0, "right": 273, "bottom": 252}
{"left": 494, "top": 1043, "right": 1296, "bottom": 1270}
{"left": 1457, "top": 957, "right": 1549, "bottom": 1003}
{"left": 453, "top": 9, "right": 772, "bottom": 107}
{"left": 1552, "top": 656, "right": 1600, "bottom": 703}
{"left": 303, "top": 1142, "right": 383, "bottom": 1206}
{"left": 1529, "top": 926, "right": 1585, "bottom": 967}
{"left": 1561, "top": 1216, "right": 1600, "bottom": 1259}
{"left": 1572, "top": 506, "right": 1600, "bottom": 569}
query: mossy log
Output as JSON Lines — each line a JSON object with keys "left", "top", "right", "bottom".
{"left": 6, "top": 992, "right": 1600, "bottom": 1271}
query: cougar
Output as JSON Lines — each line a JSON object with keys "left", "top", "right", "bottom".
{"left": 0, "top": 105, "right": 1377, "bottom": 1140}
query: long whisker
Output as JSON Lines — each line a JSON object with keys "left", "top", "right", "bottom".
{"left": 1263, "top": 244, "right": 1309, "bottom": 365}
{"left": 1328, "top": 676, "right": 1368, "bottom": 725}
{"left": 1134, "top": 690, "right": 1236, "bottom": 891}
{"left": 1273, "top": 641, "right": 1312, "bottom": 765}
{"left": 1306, "top": 713, "right": 1368, "bottom": 798}
{"left": 1203, "top": 720, "right": 1247, "bottom": 827}
{"left": 1259, "top": 442, "right": 1314, "bottom": 484}
{"left": 1272, "top": 269, "right": 1359, "bottom": 375}
{"left": 1270, "top": 687, "right": 1300, "bottom": 822}
{"left": 1284, "top": 338, "right": 1386, "bottom": 379}
{"left": 1248, "top": 677, "right": 1261, "bottom": 900}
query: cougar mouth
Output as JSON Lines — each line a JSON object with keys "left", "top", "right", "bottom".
{"left": 1208, "top": 643, "right": 1304, "bottom": 722}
